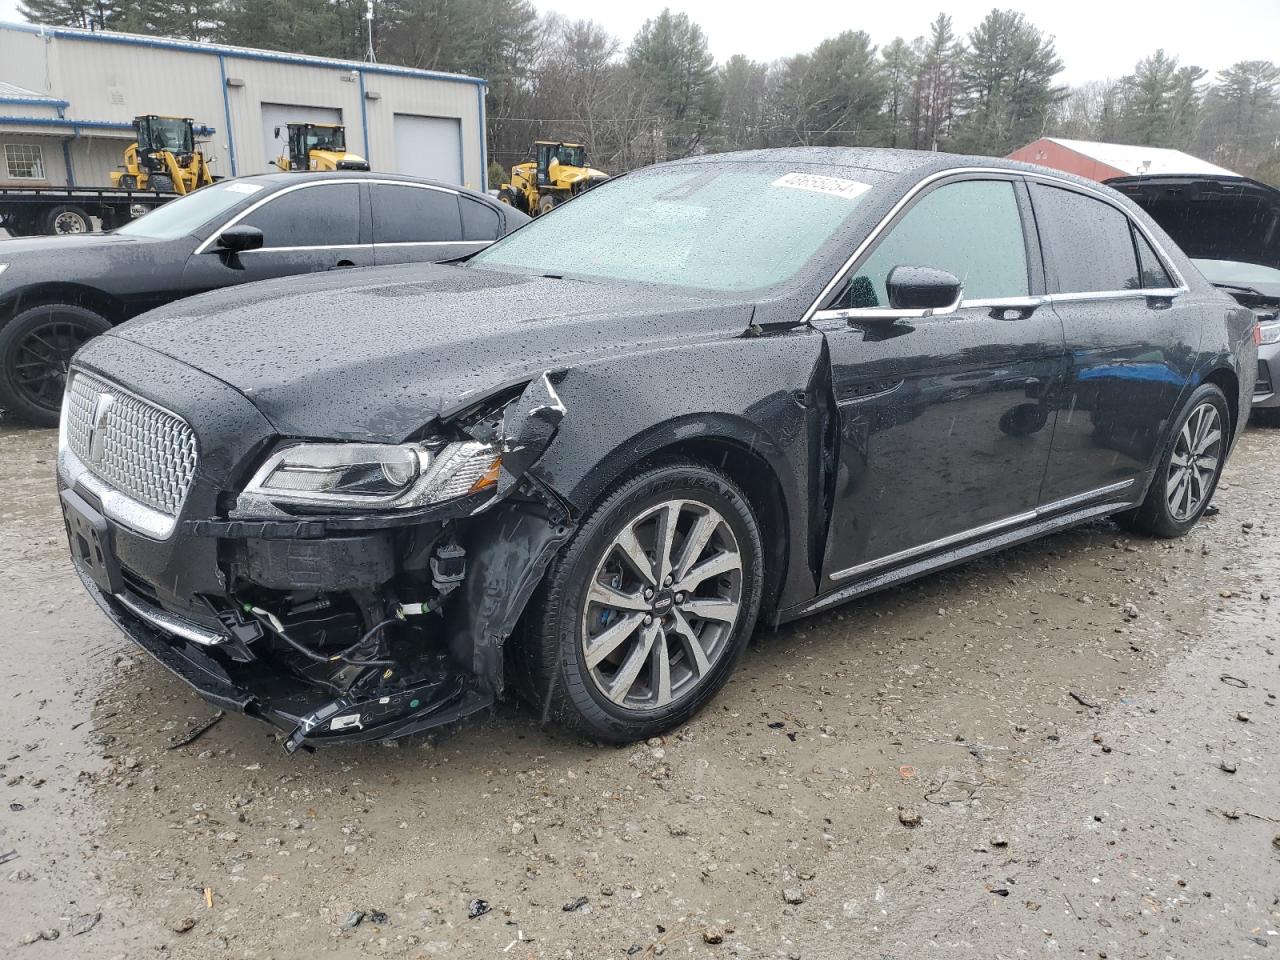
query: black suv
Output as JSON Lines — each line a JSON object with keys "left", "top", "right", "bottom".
{"left": 56, "top": 149, "right": 1256, "bottom": 750}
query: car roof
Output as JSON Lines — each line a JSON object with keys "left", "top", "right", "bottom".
{"left": 223, "top": 171, "right": 501, "bottom": 203}
{"left": 660, "top": 146, "right": 1107, "bottom": 191}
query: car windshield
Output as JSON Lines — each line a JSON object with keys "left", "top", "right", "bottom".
{"left": 472, "top": 164, "right": 876, "bottom": 294}
{"left": 115, "top": 181, "right": 265, "bottom": 240}
{"left": 1192, "top": 258, "right": 1280, "bottom": 296}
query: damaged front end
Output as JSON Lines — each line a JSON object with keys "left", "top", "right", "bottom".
{"left": 65, "top": 372, "right": 573, "bottom": 753}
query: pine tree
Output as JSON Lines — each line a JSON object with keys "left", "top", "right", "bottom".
{"left": 626, "top": 9, "right": 719, "bottom": 156}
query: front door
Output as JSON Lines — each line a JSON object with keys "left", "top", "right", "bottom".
{"left": 182, "top": 181, "right": 373, "bottom": 292}
{"left": 816, "top": 176, "right": 1065, "bottom": 585}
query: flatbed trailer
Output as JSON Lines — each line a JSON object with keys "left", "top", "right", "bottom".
{"left": 0, "top": 186, "right": 180, "bottom": 237}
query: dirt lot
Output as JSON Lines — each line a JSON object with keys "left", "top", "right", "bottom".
{"left": 2, "top": 418, "right": 1278, "bottom": 960}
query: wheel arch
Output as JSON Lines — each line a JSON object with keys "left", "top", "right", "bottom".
{"left": 1200, "top": 366, "right": 1239, "bottom": 440}
{"left": 555, "top": 413, "right": 797, "bottom": 617}
{"left": 0, "top": 283, "right": 126, "bottom": 329}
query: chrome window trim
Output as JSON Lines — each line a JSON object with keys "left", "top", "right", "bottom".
{"left": 803, "top": 167, "right": 1189, "bottom": 324}
{"left": 115, "top": 591, "right": 227, "bottom": 646}
{"left": 827, "top": 478, "right": 1134, "bottom": 582}
{"left": 194, "top": 178, "right": 465, "bottom": 255}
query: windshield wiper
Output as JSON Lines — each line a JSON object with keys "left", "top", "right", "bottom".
{"left": 1211, "top": 281, "right": 1266, "bottom": 298}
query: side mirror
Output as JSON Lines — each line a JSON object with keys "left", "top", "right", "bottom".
{"left": 886, "top": 265, "right": 963, "bottom": 311}
{"left": 215, "top": 225, "right": 264, "bottom": 252}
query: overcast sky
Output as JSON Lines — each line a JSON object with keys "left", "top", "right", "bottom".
{"left": 1, "top": 0, "right": 1276, "bottom": 85}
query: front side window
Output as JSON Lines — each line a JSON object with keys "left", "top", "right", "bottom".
{"left": 840, "top": 179, "right": 1029, "bottom": 307}
{"left": 473, "top": 164, "right": 877, "bottom": 294}
{"left": 371, "top": 185, "right": 462, "bottom": 244}
{"left": 5, "top": 143, "right": 45, "bottom": 180}
{"left": 1032, "top": 185, "right": 1142, "bottom": 293}
{"left": 241, "top": 183, "right": 361, "bottom": 248}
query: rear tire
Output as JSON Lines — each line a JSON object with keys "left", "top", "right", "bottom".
{"left": 1115, "top": 383, "right": 1229, "bottom": 538}
{"left": 43, "top": 205, "right": 91, "bottom": 235}
{"left": 151, "top": 174, "right": 175, "bottom": 194}
{"left": 537, "top": 194, "right": 559, "bottom": 216}
{"left": 520, "top": 460, "right": 763, "bottom": 743}
{"left": 1252, "top": 407, "right": 1280, "bottom": 427}
{"left": 0, "top": 303, "right": 111, "bottom": 427}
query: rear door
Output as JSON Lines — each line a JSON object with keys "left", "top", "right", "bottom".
{"left": 815, "top": 174, "right": 1065, "bottom": 585}
{"left": 1028, "top": 181, "right": 1201, "bottom": 505}
{"left": 369, "top": 182, "right": 491, "bottom": 265}
{"left": 181, "top": 181, "right": 374, "bottom": 292}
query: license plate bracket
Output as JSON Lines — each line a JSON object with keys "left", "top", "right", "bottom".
{"left": 61, "top": 486, "right": 124, "bottom": 595}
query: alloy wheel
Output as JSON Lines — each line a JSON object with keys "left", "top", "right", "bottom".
{"left": 1166, "top": 401, "right": 1222, "bottom": 521}
{"left": 10, "top": 319, "right": 95, "bottom": 413}
{"left": 580, "top": 498, "right": 743, "bottom": 711}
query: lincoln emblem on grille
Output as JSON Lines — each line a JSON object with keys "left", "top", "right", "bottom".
{"left": 87, "top": 392, "right": 114, "bottom": 465}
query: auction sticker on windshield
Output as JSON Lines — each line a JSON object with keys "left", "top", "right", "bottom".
{"left": 772, "top": 172, "right": 871, "bottom": 201}
{"left": 225, "top": 183, "right": 265, "bottom": 195}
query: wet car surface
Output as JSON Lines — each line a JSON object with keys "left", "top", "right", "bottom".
{"left": 50, "top": 148, "right": 1257, "bottom": 749}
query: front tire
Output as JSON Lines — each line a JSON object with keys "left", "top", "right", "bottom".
{"left": 0, "top": 303, "right": 111, "bottom": 426}
{"left": 1117, "top": 383, "right": 1229, "bottom": 538}
{"left": 536, "top": 194, "right": 559, "bottom": 216}
{"left": 521, "top": 461, "right": 763, "bottom": 743}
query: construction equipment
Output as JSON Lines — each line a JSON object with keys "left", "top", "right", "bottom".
{"left": 273, "top": 122, "right": 370, "bottom": 172}
{"left": 497, "top": 141, "right": 609, "bottom": 216}
{"left": 109, "top": 115, "right": 214, "bottom": 195}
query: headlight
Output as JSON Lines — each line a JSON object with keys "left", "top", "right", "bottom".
{"left": 0, "top": 264, "right": 9, "bottom": 277}
{"left": 1259, "top": 320, "right": 1280, "bottom": 345}
{"left": 243, "top": 440, "right": 500, "bottom": 510}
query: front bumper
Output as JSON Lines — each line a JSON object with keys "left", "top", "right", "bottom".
{"left": 74, "top": 560, "right": 492, "bottom": 751}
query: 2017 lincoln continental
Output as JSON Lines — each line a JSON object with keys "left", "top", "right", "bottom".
{"left": 56, "top": 149, "right": 1258, "bottom": 750}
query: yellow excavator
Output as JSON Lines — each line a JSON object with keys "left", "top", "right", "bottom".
{"left": 498, "top": 140, "right": 609, "bottom": 216}
{"left": 110, "top": 115, "right": 215, "bottom": 195}
{"left": 273, "top": 122, "right": 370, "bottom": 172}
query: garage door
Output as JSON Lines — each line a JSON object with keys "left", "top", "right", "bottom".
{"left": 394, "top": 115, "right": 462, "bottom": 185}
{"left": 260, "top": 103, "right": 342, "bottom": 172}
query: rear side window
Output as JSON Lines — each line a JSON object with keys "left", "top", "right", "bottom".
{"left": 1032, "top": 185, "right": 1141, "bottom": 293}
{"left": 1134, "top": 229, "right": 1174, "bottom": 288}
{"left": 242, "top": 183, "right": 361, "bottom": 248}
{"left": 460, "top": 196, "right": 501, "bottom": 241}
{"left": 843, "top": 179, "right": 1028, "bottom": 307}
{"left": 372, "top": 184, "right": 462, "bottom": 243}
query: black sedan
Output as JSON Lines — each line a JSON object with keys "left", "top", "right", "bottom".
{"left": 0, "top": 172, "right": 528, "bottom": 425}
{"left": 56, "top": 149, "right": 1257, "bottom": 750}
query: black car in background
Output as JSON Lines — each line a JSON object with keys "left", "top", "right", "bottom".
{"left": 57, "top": 149, "right": 1256, "bottom": 750}
{"left": 1107, "top": 174, "right": 1280, "bottom": 422}
{"left": 0, "top": 172, "right": 529, "bottom": 425}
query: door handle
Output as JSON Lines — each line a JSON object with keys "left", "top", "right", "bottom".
{"left": 972, "top": 296, "right": 1048, "bottom": 321}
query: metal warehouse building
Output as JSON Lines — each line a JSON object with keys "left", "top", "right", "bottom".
{"left": 0, "top": 21, "right": 487, "bottom": 191}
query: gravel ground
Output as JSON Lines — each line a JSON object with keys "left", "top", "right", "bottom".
{"left": 1, "top": 418, "right": 1277, "bottom": 959}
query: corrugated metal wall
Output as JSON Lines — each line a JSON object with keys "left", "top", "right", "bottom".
{"left": 0, "top": 25, "right": 486, "bottom": 190}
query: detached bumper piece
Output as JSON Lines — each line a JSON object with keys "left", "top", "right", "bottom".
{"left": 75, "top": 565, "right": 492, "bottom": 751}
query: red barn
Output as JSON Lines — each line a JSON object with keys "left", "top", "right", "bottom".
{"left": 1008, "top": 137, "right": 1238, "bottom": 182}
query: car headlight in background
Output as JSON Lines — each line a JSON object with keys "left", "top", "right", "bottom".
{"left": 1258, "top": 320, "right": 1280, "bottom": 345}
{"left": 243, "top": 440, "right": 501, "bottom": 511}
{"left": 0, "top": 264, "right": 9, "bottom": 277}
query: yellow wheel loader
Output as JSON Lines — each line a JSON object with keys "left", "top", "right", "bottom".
{"left": 109, "top": 115, "right": 215, "bottom": 195}
{"left": 273, "top": 122, "right": 370, "bottom": 172}
{"left": 497, "top": 141, "right": 609, "bottom": 216}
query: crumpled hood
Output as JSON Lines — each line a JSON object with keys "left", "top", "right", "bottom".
{"left": 1108, "top": 175, "right": 1280, "bottom": 271}
{"left": 108, "top": 262, "right": 752, "bottom": 440}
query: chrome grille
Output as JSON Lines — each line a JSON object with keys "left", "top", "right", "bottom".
{"left": 65, "top": 372, "right": 198, "bottom": 517}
